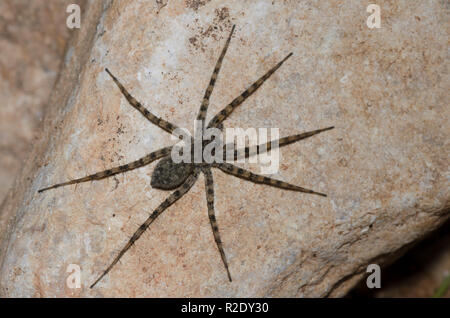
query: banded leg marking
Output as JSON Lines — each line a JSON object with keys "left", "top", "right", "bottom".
{"left": 196, "top": 25, "right": 235, "bottom": 126}
{"left": 207, "top": 52, "right": 293, "bottom": 129}
{"left": 38, "top": 147, "right": 172, "bottom": 193}
{"left": 222, "top": 127, "right": 334, "bottom": 161}
{"left": 214, "top": 163, "right": 327, "bottom": 197}
{"left": 90, "top": 170, "right": 200, "bottom": 288}
{"left": 203, "top": 167, "right": 232, "bottom": 281}
{"left": 106, "top": 69, "right": 179, "bottom": 136}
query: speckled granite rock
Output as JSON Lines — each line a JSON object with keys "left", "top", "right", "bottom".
{"left": 0, "top": 0, "right": 448, "bottom": 297}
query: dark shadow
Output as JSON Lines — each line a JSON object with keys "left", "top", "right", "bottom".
{"left": 348, "top": 217, "right": 450, "bottom": 298}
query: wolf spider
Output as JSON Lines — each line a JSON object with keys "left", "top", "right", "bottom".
{"left": 38, "top": 25, "right": 333, "bottom": 288}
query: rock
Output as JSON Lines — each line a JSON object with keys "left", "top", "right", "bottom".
{"left": 0, "top": 0, "right": 448, "bottom": 297}
{"left": 0, "top": 0, "right": 84, "bottom": 205}
{"left": 351, "top": 220, "right": 450, "bottom": 298}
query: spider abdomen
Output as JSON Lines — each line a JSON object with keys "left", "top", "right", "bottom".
{"left": 151, "top": 156, "right": 194, "bottom": 190}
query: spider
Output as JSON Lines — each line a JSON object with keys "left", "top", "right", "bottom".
{"left": 38, "top": 25, "right": 334, "bottom": 288}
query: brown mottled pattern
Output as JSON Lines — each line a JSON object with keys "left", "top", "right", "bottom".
{"left": 222, "top": 126, "right": 335, "bottom": 161}
{"left": 196, "top": 25, "right": 235, "bottom": 127}
{"left": 90, "top": 170, "right": 199, "bottom": 288}
{"left": 203, "top": 167, "right": 232, "bottom": 281}
{"left": 207, "top": 52, "right": 293, "bottom": 129}
{"left": 38, "top": 146, "right": 172, "bottom": 193}
{"left": 214, "top": 162, "right": 327, "bottom": 197}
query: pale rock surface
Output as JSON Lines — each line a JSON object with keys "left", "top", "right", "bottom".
{"left": 0, "top": 0, "right": 448, "bottom": 297}
{"left": 0, "top": 0, "right": 84, "bottom": 205}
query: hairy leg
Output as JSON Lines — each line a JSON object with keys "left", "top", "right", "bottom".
{"left": 38, "top": 146, "right": 172, "bottom": 193}
{"left": 106, "top": 69, "right": 180, "bottom": 136}
{"left": 213, "top": 162, "right": 327, "bottom": 197}
{"left": 207, "top": 52, "right": 293, "bottom": 129}
{"left": 222, "top": 127, "right": 334, "bottom": 161}
{"left": 90, "top": 169, "right": 200, "bottom": 288}
{"left": 203, "top": 167, "right": 232, "bottom": 281}
{"left": 196, "top": 25, "right": 235, "bottom": 128}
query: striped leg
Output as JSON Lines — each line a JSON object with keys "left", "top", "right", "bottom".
{"left": 106, "top": 69, "right": 179, "bottom": 136}
{"left": 38, "top": 146, "right": 172, "bottom": 193}
{"left": 223, "top": 127, "right": 334, "bottom": 161}
{"left": 196, "top": 25, "right": 235, "bottom": 127}
{"left": 207, "top": 52, "right": 293, "bottom": 129}
{"left": 203, "top": 167, "right": 232, "bottom": 282}
{"left": 213, "top": 162, "right": 327, "bottom": 197}
{"left": 90, "top": 169, "right": 200, "bottom": 288}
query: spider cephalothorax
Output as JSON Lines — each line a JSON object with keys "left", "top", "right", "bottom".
{"left": 38, "top": 25, "right": 333, "bottom": 288}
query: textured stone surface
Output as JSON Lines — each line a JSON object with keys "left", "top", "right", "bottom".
{"left": 0, "top": 0, "right": 84, "bottom": 205}
{"left": 351, "top": 220, "right": 450, "bottom": 298}
{"left": 0, "top": 0, "right": 448, "bottom": 297}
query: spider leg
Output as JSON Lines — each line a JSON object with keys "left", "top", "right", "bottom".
{"left": 203, "top": 167, "right": 232, "bottom": 282}
{"left": 38, "top": 146, "right": 172, "bottom": 193}
{"left": 223, "top": 126, "right": 334, "bottom": 161}
{"left": 213, "top": 162, "right": 327, "bottom": 197}
{"left": 105, "top": 69, "right": 179, "bottom": 136}
{"left": 90, "top": 169, "right": 199, "bottom": 288}
{"left": 207, "top": 52, "right": 293, "bottom": 129}
{"left": 196, "top": 25, "right": 235, "bottom": 128}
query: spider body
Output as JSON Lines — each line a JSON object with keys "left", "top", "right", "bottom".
{"left": 38, "top": 24, "right": 334, "bottom": 288}
{"left": 151, "top": 156, "right": 194, "bottom": 190}
{"left": 152, "top": 133, "right": 221, "bottom": 190}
